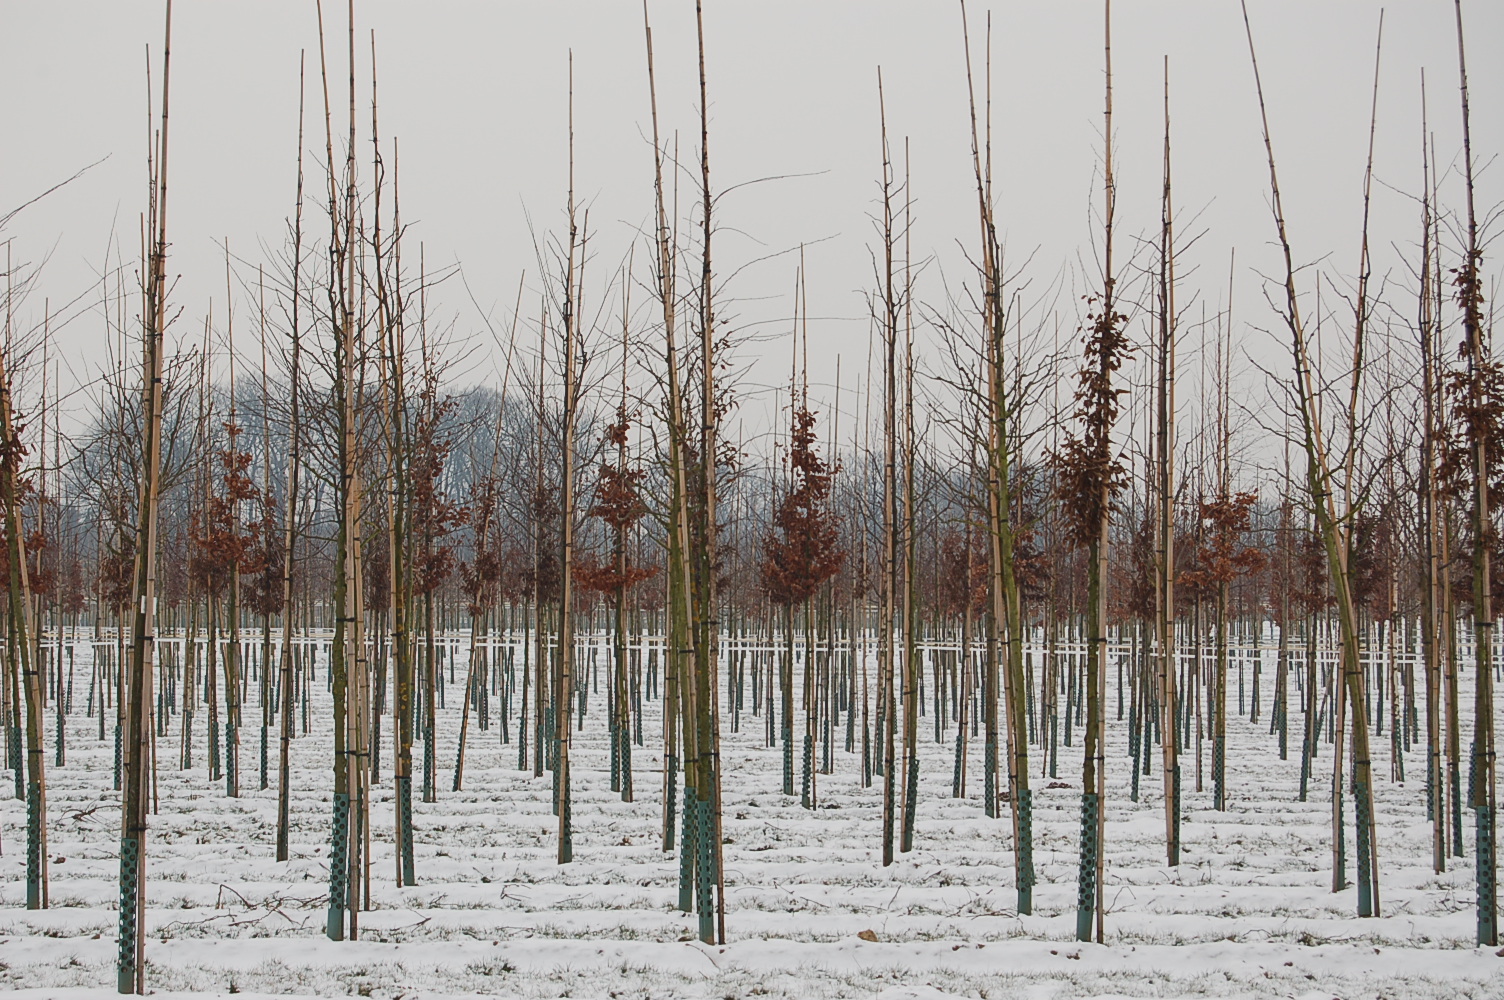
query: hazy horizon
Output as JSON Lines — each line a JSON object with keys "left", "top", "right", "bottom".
{"left": 2, "top": 1, "right": 1501, "bottom": 461}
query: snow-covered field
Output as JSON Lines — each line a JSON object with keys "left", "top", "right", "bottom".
{"left": 1, "top": 636, "right": 1497, "bottom": 999}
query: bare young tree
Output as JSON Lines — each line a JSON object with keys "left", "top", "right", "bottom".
{"left": 118, "top": 1, "right": 172, "bottom": 989}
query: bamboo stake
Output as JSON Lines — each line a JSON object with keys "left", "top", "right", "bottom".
{"left": 556, "top": 53, "right": 580, "bottom": 865}
{"left": 876, "top": 68, "right": 899, "bottom": 870}
{"left": 1156, "top": 55, "right": 1181, "bottom": 866}
{"left": 275, "top": 50, "right": 306, "bottom": 864}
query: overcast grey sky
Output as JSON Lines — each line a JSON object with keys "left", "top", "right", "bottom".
{"left": 3, "top": 2, "right": 1501, "bottom": 442}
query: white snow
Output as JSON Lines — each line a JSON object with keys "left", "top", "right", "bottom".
{"left": 1, "top": 633, "right": 1497, "bottom": 999}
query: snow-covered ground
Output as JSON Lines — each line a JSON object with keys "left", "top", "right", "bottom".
{"left": 1, "top": 635, "right": 1497, "bottom": 999}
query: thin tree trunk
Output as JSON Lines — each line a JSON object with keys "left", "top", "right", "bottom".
{"left": 1156, "top": 57, "right": 1181, "bottom": 865}
{"left": 118, "top": 5, "right": 171, "bottom": 987}
{"left": 1453, "top": 0, "right": 1497, "bottom": 946}
{"left": 275, "top": 53, "right": 306, "bottom": 862}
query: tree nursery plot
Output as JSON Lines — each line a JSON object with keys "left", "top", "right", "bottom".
{"left": 0, "top": 634, "right": 1494, "bottom": 999}
{"left": 0, "top": 1, "right": 1500, "bottom": 998}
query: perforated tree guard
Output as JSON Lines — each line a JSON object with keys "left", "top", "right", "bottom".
{"left": 1213, "top": 737, "right": 1226, "bottom": 811}
{"left": 1076, "top": 791, "right": 1099, "bottom": 942}
{"left": 1469, "top": 740, "right": 1480, "bottom": 806}
{"left": 397, "top": 775, "right": 415, "bottom": 885}
{"left": 621, "top": 735, "right": 633, "bottom": 800}
{"left": 117, "top": 835, "right": 140, "bottom": 992}
{"left": 902, "top": 758, "right": 919, "bottom": 852}
{"left": 801, "top": 733, "right": 814, "bottom": 809}
{"left": 609, "top": 725, "right": 621, "bottom": 792}
{"left": 26, "top": 781, "right": 42, "bottom": 909}
{"left": 1131, "top": 739, "right": 1142, "bottom": 804}
{"left": 326, "top": 791, "right": 350, "bottom": 941}
{"left": 423, "top": 731, "right": 435, "bottom": 802}
{"left": 9, "top": 726, "right": 22, "bottom": 798}
{"left": 1299, "top": 736, "right": 1311, "bottom": 803}
{"left": 984, "top": 739, "right": 997, "bottom": 819}
{"left": 1355, "top": 781, "right": 1374, "bottom": 917}
{"left": 1478, "top": 804, "right": 1498, "bottom": 946}
{"left": 226, "top": 723, "right": 238, "bottom": 796}
{"left": 665, "top": 753, "right": 678, "bottom": 852}
{"left": 952, "top": 728, "right": 965, "bottom": 798}
{"left": 1427, "top": 749, "right": 1438, "bottom": 823}
{"left": 696, "top": 792, "right": 715, "bottom": 943}
{"left": 1171, "top": 764, "right": 1182, "bottom": 866}
{"left": 560, "top": 779, "right": 573, "bottom": 863}
{"left": 1141, "top": 716, "right": 1153, "bottom": 777}
{"left": 1017, "top": 787, "right": 1035, "bottom": 915}
{"left": 1452, "top": 761, "right": 1466, "bottom": 858}
{"left": 678, "top": 791, "right": 696, "bottom": 913}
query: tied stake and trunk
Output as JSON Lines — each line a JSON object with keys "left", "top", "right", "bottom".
{"left": 1050, "top": 0, "right": 1126, "bottom": 946}
{"left": 1445, "top": 0, "right": 1497, "bottom": 947}
{"left": 762, "top": 392, "right": 844, "bottom": 811}
{"left": 1242, "top": 0, "right": 1381, "bottom": 918}
{"left": 960, "top": 1, "right": 1035, "bottom": 911}
{"left": 118, "top": 2, "right": 172, "bottom": 991}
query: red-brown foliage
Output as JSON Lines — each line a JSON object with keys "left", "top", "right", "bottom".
{"left": 762, "top": 405, "right": 844, "bottom": 607}
{"left": 190, "top": 422, "right": 261, "bottom": 598}
{"left": 410, "top": 389, "right": 470, "bottom": 597}
{"left": 1051, "top": 298, "right": 1131, "bottom": 549}
{"left": 937, "top": 528, "right": 987, "bottom": 620}
{"left": 575, "top": 410, "right": 658, "bottom": 597}
{"left": 1179, "top": 491, "right": 1267, "bottom": 597}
